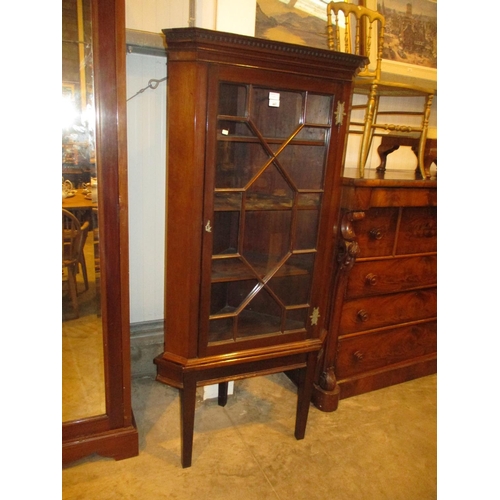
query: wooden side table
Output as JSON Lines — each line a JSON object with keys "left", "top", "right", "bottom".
{"left": 376, "top": 136, "right": 437, "bottom": 178}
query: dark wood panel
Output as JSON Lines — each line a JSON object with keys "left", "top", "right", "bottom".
{"left": 335, "top": 321, "right": 437, "bottom": 379}
{"left": 340, "top": 288, "right": 437, "bottom": 335}
{"left": 397, "top": 206, "right": 437, "bottom": 255}
{"left": 346, "top": 255, "right": 437, "bottom": 299}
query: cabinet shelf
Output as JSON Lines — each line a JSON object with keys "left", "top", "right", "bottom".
{"left": 217, "top": 135, "right": 327, "bottom": 148}
{"left": 211, "top": 252, "right": 314, "bottom": 283}
{"left": 208, "top": 306, "right": 307, "bottom": 344}
{"left": 213, "top": 192, "right": 322, "bottom": 211}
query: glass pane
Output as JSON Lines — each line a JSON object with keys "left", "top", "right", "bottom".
{"left": 295, "top": 209, "right": 320, "bottom": 250}
{"left": 252, "top": 88, "right": 303, "bottom": 138}
{"left": 209, "top": 317, "right": 234, "bottom": 343}
{"left": 283, "top": 252, "right": 315, "bottom": 275}
{"left": 297, "top": 193, "right": 321, "bottom": 208}
{"left": 237, "top": 287, "right": 282, "bottom": 337}
{"left": 246, "top": 163, "right": 294, "bottom": 209}
{"left": 305, "top": 94, "right": 333, "bottom": 124}
{"left": 219, "top": 83, "right": 247, "bottom": 116}
{"left": 216, "top": 141, "right": 270, "bottom": 189}
{"left": 213, "top": 211, "right": 239, "bottom": 255}
{"left": 284, "top": 308, "right": 308, "bottom": 331}
{"left": 243, "top": 210, "right": 291, "bottom": 278}
{"left": 267, "top": 272, "right": 312, "bottom": 306}
{"left": 210, "top": 279, "right": 260, "bottom": 315}
{"left": 295, "top": 126, "right": 327, "bottom": 142}
{"left": 219, "top": 120, "right": 254, "bottom": 138}
{"left": 278, "top": 144, "right": 326, "bottom": 190}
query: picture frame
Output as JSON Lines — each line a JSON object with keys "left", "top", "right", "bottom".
{"left": 254, "top": 1, "right": 436, "bottom": 89}
{"left": 255, "top": 0, "right": 329, "bottom": 49}
{"left": 62, "top": 83, "right": 76, "bottom": 100}
{"left": 360, "top": 0, "right": 437, "bottom": 88}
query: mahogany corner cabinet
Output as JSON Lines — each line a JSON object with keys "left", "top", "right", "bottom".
{"left": 154, "top": 27, "right": 364, "bottom": 467}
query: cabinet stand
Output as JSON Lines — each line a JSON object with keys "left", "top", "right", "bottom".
{"left": 155, "top": 343, "right": 320, "bottom": 468}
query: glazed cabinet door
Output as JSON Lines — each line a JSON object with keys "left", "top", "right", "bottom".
{"left": 199, "top": 66, "right": 342, "bottom": 356}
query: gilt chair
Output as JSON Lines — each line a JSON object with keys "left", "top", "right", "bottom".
{"left": 326, "top": 1, "right": 435, "bottom": 178}
{"left": 62, "top": 209, "right": 89, "bottom": 318}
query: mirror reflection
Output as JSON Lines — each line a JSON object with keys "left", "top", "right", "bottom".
{"left": 62, "top": 0, "right": 105, "bottom": 421}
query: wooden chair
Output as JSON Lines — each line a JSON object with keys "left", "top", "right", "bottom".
{"left": 92, "top": 207, "right": 101, "bottom": 316}
{"left": 62, "top": 209, "right": 89, "bottom": 318}
{"left": 326, "top": 1, "right": 435, "bottom": 178}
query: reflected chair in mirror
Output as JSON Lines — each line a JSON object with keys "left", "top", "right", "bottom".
{"left": 326, "top": 1, "right": 435, "bottom": 178}
{"left": 78, "top": 221, "right": 90, "bottom": 292}
{"left": 62, "top": 209, "right": 90, "bottom": 318}
{"left": 92, "top": 207, "right": 101, "bottom": 316}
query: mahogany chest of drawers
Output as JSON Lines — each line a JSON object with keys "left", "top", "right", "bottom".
{"left": 313, "top": 169, "right": 437, "bottom": 409}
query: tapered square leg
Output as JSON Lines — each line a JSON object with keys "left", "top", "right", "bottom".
{"left": 294, "top": 351, "right": 318, "bottom": 440}
{"left": 179, "top": 375, "right": 197, "bottom": 468}
{"left": 218, "top": 381, "right": 228, "bottom": 407}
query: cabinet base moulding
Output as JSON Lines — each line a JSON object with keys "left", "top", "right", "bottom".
{"left": 336, "top": 355, "right": 437, "bottom": 400}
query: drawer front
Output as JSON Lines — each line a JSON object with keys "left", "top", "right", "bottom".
{"left": 352, "top": 207, "right": 398, "bottom": 258}
{"left": 336, "top": 320, "right": 437, "bottom": 379}
{"left": 397, "top": 207, "right": 437, "bottom": 255}
{"left": 346, "top": 255, "right": 437, "bottom": 299}
{"left": 340, "top": 288, "right": 437, "bottom": 335}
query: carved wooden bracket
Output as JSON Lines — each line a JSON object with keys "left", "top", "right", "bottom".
{"left": 318, "top": 366, "right": 337, "bottom": 392}
{"left": 337, "top": 211, "right": 365, "bottom": 271}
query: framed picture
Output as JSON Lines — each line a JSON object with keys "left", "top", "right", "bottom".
{"left": 254, "top": 1, "right": 436, "bottom": 88}
{"left": 255, "top": 0, "right": 330, "bottom": 49}
{"left": 62, "top": 83, "right": 76, "bottom": 101}
{"left": 360, "top": 0, "right": 437, "bottom": 87}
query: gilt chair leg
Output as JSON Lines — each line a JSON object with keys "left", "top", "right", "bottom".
{"left": 359, "top": 85, "right": 379, "bottom": 178}
{"left": 418, "top": 94, "right": 434, "bottom": 179}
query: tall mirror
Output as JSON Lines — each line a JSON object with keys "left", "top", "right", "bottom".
{"left": 62, "top": 0, "right": 138, "bottom": 464}
{"left": 62, "top": 0, "right": 105, "bottom": 422}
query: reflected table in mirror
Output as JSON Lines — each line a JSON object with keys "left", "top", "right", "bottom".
{"left": 63, "top": 188, "right": 97, "bottom": 210}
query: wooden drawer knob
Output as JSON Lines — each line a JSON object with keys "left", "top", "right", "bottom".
{"left": 353, "top": 350, "right": 364, "bottom": 362}
{"left": 369, "top": 228, "right": 383, "bottom": 240}
{"left": 357, "top": 309, "right": 369, "bottom": 322}
{"left": 365, "top": 273, "right": 378, "bottom": 286}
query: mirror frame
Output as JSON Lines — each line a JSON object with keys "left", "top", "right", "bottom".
{"left": 62, "top": 0, "right": 138, "bottom": 464}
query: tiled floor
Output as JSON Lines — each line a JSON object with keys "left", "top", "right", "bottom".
{"left": 62, "top": 372, "right": 437, "bottom": 500}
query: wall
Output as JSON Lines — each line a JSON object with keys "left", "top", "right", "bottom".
{"left": 125, "top": 0, "right": 256, "bottom": 325}
{"left": 126, "top": 52, "right": 167, "bottom": 323}
{"left": 125, "top": 0, "right": 256, "bottom": 33}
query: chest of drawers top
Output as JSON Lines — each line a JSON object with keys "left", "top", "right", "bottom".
{"left": 341, "top": 168, "right": 437, "bottom": 211}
